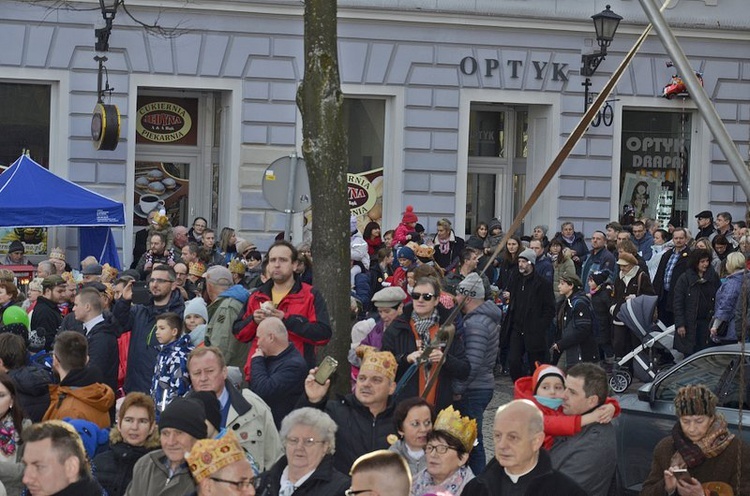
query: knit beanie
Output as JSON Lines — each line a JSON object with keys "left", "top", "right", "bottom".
{"left": 674, "top": 385, "right": 717, "bottom": 417}
{"left": 488, "top": 218, "right": 502, "bottom": 233}
{"left": 397, "top": 246, "right": 416, "bottom": 262}
{"left": 401, "top": 205, "right": 418, "bottom": 224}
{"left": 518, "top": 248, "right": 536, "bottom": 265}
{"left": 532, "top": 364, "right": 565, "bottom": 394}
{"left": 8, "top": 240, "right": 24, "bottom": 254}
{"left": 159, "top": 397, "right": 208, "bottom": 440}
{"left": 589, "top": 270, "right": 611, "bottom": 287}
{"left": 184, "top": 297, "right": 209, "bottom": 323}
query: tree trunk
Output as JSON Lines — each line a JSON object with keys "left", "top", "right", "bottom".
{"left": 297, "top": 0, "right": 351, "bottom": 395}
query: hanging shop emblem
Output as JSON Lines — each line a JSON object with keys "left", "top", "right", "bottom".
{"left": 136, "top": 101, "right": 193, "bottom": 143}
{"left": 347, "top": 173, "right": 376, "bottom": 216}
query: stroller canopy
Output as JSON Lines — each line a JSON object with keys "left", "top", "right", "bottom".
{"left": 617, "top": 295, "right": 659, "bottom": 337}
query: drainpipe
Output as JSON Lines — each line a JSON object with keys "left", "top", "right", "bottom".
{"left": 638, "top": 0, "right": 750, "bottom": 199}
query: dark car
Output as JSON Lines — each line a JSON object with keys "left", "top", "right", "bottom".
{"left": 613, "top": 343, "right": 750, "bottom": 495}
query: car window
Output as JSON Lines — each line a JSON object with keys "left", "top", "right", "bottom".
{"left": 719, "top": 355, "right": 750, "bottom": 410}
{"left": 654, "top": 353, "right": 737, "bottom": 402}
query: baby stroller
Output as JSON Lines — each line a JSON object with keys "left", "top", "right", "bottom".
{"left": 610, "top": 295, "right": 683, "bottom": 393}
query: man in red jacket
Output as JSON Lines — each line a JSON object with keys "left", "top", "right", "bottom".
{"left": 234, "top": 240, "right": 332, "bottom": 379}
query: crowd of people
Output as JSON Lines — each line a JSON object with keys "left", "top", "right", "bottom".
{"left": 0, "top": 204, "right": 746, "bottom": 495}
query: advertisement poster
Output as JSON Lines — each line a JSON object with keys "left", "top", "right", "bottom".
{"left": 133, "top": 162, "right": 190, "bottom": 228}
{"left": 135, "top": 97, "right": 198, "bottom": 146}
{"left": 0, "top": 228, "right": 47, "bottom": 255}
{"left": 619, "top": 173, "right": 662, "bottom": 222}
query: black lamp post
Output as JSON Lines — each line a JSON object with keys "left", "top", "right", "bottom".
{"left": 91, "top": 0, "right": 120, "bottom": 150}
{"left": 581, "top": 5, "right": 622, "bottom": 112}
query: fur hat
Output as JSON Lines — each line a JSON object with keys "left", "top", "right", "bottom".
{"left": 674, "top": 384, "right": 717, "bottom": 417}
{"left": 518, "top": 248, "right": 536, "bottom": 265}
{"left": 401, "top": 205, "right": 418, "bottom": 224}
{"left": 532, "top": 364, "right": 565, "bottom": 395}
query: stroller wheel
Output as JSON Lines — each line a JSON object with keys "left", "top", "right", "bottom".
{"left": 609, "top": 373, "right": 631, "bottom": 393}
{"left": 619, "top": 370, "right": 632, "bottom": 383}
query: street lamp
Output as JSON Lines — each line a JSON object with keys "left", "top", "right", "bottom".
{"left": 92, "top": 0, "right": 120, "bottom": 150}
{"left": 581, "top": 5, "right": 622, "bottom": 112}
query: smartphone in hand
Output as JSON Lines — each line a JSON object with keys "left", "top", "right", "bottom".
{"left": 314, "top": 356, "right": 338, "bottom": 385}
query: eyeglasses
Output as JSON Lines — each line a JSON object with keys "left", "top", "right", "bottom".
{"left": 285, "top": 437, "right": 327, "bottom": 448}
{"left": 209, "top": 477, "right": 255, "bottom": 490}
{"left": 407, "top": 419, "right": 432, "bottom": 429}
{"left": 345, "top": 490, "right": 375, "bottom": 496}
{"left": 410, "top": 292, "right": 435, "bottom": 301}
{"left": 149, "top": 278, "right": 173, "bottom": 284}
{"left": 425, "top": 444, "right": 456, "bottom": 455}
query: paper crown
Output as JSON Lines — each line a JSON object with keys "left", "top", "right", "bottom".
{"left": 433, "top": 405, "right": 478, "bottom": 453}
{"left": 360, "top": 349, "right": 397, "bottom": 381}
{"left": 49, "top": 247, "right": 65, "bottom": 261}
{"left": 228, "top": 258, "right": 246, "bottom": 275}
{"left": 189, "top": 262, "right": 206, "bottom": 277}
{"left": 186, "top": 431, "right": 245, "bottom": 483}
{"left": 100, "top": 263, "right": 119, "bottom": 283}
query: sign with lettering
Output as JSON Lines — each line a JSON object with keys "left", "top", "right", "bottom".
{"left": 460, "top": 57, "right": 569, "bottom": 81}
{"left": 136, "top": 97, "right": 198, "bottom": 145}
{"left": 347, "top": 173, "right": 377, "bottom": 216}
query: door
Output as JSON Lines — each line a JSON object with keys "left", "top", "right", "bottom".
{"left": 133, "top": 155, "right": 200, "bottom": 230}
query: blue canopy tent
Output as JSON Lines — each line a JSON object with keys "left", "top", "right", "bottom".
{"left": 0, "top": 154, "right": 125, "bottom": 269}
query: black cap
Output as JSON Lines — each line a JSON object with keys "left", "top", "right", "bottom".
{"left": 695, "top": 210, "right": 713, "bottom": 219}
{"left": 8, "top": 241, "right": 24, "bottom": 254}
{"left": 159, "top": 397, "right": 207, "bottom": 440}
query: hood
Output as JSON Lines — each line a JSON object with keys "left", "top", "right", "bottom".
{"left": 219, "top": 284, "right": 250, "bottom": 303}
{"left": 469, "top": 299, "right": 504, "bottom": 320}
{"left": 53, "top": 374, "right": 115, "bottom": 412}
{"left": 9, "top": 364, "right": 51, "bottom": 396}
{"left": 513, "top": 376, "right": 534, "bottom": 401}
{"left": 160, "top": 333, "right": 193, "bottom": 353}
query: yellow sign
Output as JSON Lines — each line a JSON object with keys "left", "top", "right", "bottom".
{"left": 136, "top": 101, "right": 193, "bottom": 143}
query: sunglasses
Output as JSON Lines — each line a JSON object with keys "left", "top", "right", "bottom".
{"left": 410, "top": 292, "right": 435, "bottom": 301}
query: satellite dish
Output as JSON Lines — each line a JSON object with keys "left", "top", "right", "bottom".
{"left": 262, "top": 155, "right": 311, "bottom": 213}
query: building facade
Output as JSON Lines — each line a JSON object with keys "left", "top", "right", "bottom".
{"left": 1, "top": 0, "right": 748, "bottom": 265}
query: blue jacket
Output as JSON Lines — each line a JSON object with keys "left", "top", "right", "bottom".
{"left": 633, "top": 232, "right": 655, "bottom": 261}
{"left": 535, "top": 255, "right": 554, "bottom": 283}
{"left": 581, "top": 248, "right": 616, "bottom": 285}
{"left": 715, "top": 270, "right": 748, "bottom": 342}
{"left": 113, "top": 289, "right": 185, "bottom": 394}
{"left": 453, "top": 300, "right": 502, "bottom": 394}
{"left": 151, "top": 334, "right": 194, "bottom": 414}
{"left": 250, "top": 343, "right": 308, "bottom": 429}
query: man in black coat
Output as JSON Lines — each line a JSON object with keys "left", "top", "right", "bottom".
{"left": 73, "top": 286, "right": 119, "bottom": 395}
{"left": 30, "top": 275, "right": 66, "bottom": 351}
{"left": 652, "top": 227, "right": 691, "bottom": 326}
{"left": 461, "top": 400, "right": 586, "bottom": 496}
{"left": 502, "top": 249, "right": 556, "bottom": 381}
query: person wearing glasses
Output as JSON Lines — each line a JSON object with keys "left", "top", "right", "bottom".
{"left": 387, "top": 397, "right": 433, "bottom": 477}
{"left": 186, "top": 431, "right": 257, "bottom": 496}
{"left": 188, "top": 217, "right": 209, "bottom": 245}
{"left": 412, "top": 405, "right": 477, "bottom": 495}
{"left": 381, "top": 276, "right": 470, "bottom": 412}
{"left": 256, "top": 408, "right": 349, "bottom": 496}
{"left": 348, "top": 450, "right": 412, "bottom": 496}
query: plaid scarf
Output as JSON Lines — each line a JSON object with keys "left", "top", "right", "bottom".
{"left": 413, "top": 309, "right": 439, "bottom": 347}
{"left": 671, "top": 415, "right": 735, "bottom": 469}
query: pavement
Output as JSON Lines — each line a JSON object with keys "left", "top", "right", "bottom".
{"left": 481, "top": 373, "right": 515, "bottom": 461}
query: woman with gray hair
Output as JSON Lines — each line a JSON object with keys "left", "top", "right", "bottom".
{"left": 256, "top": 407, "right": 350, "bottom": 496}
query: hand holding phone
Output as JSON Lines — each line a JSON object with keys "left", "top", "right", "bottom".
{"left": 671, "top": 468, "right": 690, "bottom": 482}
{"left": 314, "top": 356, "right": 338, "bottom": 385}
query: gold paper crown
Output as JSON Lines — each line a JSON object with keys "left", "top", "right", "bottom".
{"left": 49, "top": 247, "right": 65, "bottom": 261}
{"left": 360, "top": 349, "right": 397, "bottom": 381}
{"left": 186, "top": 431, "right": 245, "bottom": 483}
{"left": 101, "top": 263, "right": 119, "bottom": 283}
{"left": 189, "top": 262, "right": 206, "bottom": 277}
{"left": 433, "top": 405, "right": 478, "bottom": 453}
{"left": 228, "top": 258, "right": 246, "bottom": 275}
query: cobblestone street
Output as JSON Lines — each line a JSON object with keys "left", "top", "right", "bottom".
{"left": 481, "top": 374, "right": 515, "bottom": 462}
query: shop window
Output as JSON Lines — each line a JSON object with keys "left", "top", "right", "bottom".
{"left": 469, "top": 110, "right": 505, "bottom": 158}
{"left": 620, "top": 110, "right": 691, "bottom": 228}
{"left": 0, "top": 83, "right": 50, "bottom": 168}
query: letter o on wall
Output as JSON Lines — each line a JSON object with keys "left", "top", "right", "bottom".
{"left": 460, "top": 57, "right": 478, "bottom": 76}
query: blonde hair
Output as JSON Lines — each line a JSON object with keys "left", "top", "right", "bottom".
{"left": 725, "top": 252, "right": 745, "bottom": 273}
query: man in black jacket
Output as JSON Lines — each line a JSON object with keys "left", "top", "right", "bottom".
{"left": 300, "top": 349, "right": 398, "bottom": 474}
{"left": 653, "top": 227, "right": 691, "bottom": 326}
{"left": 73, "top": 287, "right": 119, "bottom": 395}
{"left": 30, "top": 275, "right": 66, "bottom": 351}
{"left": 461, "top": 400, "right": 586, "bottom": 496}
{"left": 503, "top": 249, "right": 556, "bottom": 381}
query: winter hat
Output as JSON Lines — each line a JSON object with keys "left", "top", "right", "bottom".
{"left": 81, "top": 264, "right": 103, "bottom": 276}
{"left": 589, "top": 270, "right": 611, "bottom": 287}
{"left": 616, "top": 253, "right": 638, "bottom": 267}
{"left": 350, "top": 215, "right": 359, "bottom": 234}
{"left": 401, "top": 205, "right": 418, "bottom": 224}
{"left": 0, "top": 323, "right": 29, "bottom": 346}
{"left": 415, "top": 223, "right": 426, "bottom": 234}
{"left": 518, "top": 248, "right": 536, "bottom": 265}
{"left": 488, "top": 218, "right": 502, "bottom": 233}
{"left": 396, "top": 246, "right": 416, "bottom": 262}
{"left": 457, "top": 273, "right": 485, "bottom": 300}
{"left": 674, "top": 384, "right": 717, "bottom": 417}
{"left": 532, "top": 364, "right": 565, "bottom": 395}
{"left": 560, "top": 273, "right": 583, "bottom": 290}
{"left": 7, "top": 240, "right": 24, "bottom": 254}
{"left": 159, "top": 397, "right": 208, "bottom": 440}
{"left": 27, "top": 328, "right": 46, "bottom": 353}
{"left": 64, "top": 418, "right": 110, "bottom": 459}
{"left": 184, "top": 297, "right": 209, "bottom": 323}
{"left": 186, "top": 390, "right": 222, "bottom": 434}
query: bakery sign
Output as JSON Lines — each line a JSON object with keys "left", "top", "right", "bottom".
{"left": 347, "top": 173, "right": 376, "bottom": 216}
{"left": 135, "top": 97, "right": 198, "bottom": 145}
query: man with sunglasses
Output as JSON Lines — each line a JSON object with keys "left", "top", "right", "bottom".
{"left": 113, "top": 264, "right": 186, "bottom": 393}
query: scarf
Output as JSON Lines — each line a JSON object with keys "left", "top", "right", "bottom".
{"left": 412, "top": 464, "right": 474, "bottom": 496}
{"left": 671, "top": 415, "right": 734, "bottom": 469}
{"left": 0, "top": 413, "right": 18, "bottom": 457}
{"left": 438, "top": 236, "right": 451, "bottom": 255}
{"left": 413, "top": 310, "right": 440, "bottom": 347}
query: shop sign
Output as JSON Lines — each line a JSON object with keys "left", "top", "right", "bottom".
{"left": 347, "top": 173, "right": 376, "bottom": 216}
{"left": 136, "top": 97, "right": 198, "bottom": 145}
{"left": 623, "top": 136, "right": 688, "bottom": 169}
{"left": 460, "top": 57, "right": 569, "bottom": 81}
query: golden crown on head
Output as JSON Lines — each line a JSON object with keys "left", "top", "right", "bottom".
{"left": 101, "top": 263, "right": 119, "bottom": 283}
{"left": 360, "top": 349, "right": 397, "bottom": 381}
{"left": 49, "top": 247, "right": 65, "bottom": 261}
{"left": 228, "top": 258, "right": 246, "bottom": 275}
{"left": 189, "top": 262, "right": 206, "bottom": 277}
{"left": 186, "top": 431, "right": 245, "bottom": 483}
{"left": 433, "top": 405, "right": 478, "bottom": 453}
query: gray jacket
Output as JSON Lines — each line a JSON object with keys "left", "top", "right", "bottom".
{"left": 548, "top": 422, "right": 617, "bottom": 496}
{"left": 124, "top": 449, "right": 195, "bottom": 496}
{"left": 453, "top": 300, "right": 502, "bottom": 394}
{"left": 388, "top": 439, "right": 426, "bottom": 477}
